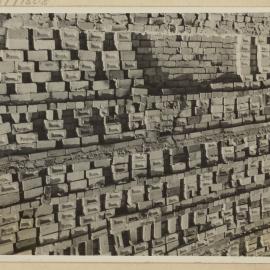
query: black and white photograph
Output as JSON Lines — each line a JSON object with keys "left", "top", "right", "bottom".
{"left": 0, "top": 11, "right": 270, "bottom": 258}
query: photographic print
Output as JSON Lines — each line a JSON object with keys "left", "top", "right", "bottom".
{"left": 0, "top": 11, "right": 269, "bottom": 257}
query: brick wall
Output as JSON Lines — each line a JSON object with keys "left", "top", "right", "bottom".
{"left": 1, "top": 13, "right": 270, "bottom": 256}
